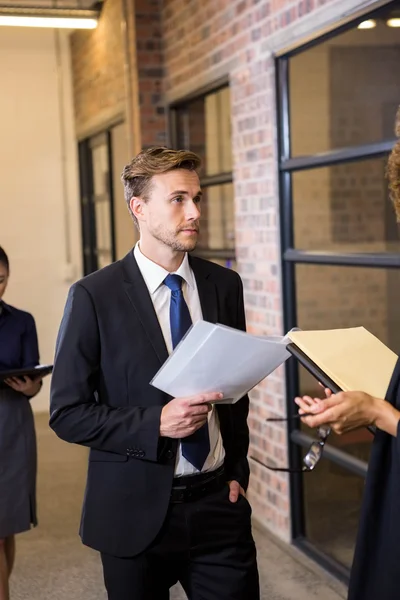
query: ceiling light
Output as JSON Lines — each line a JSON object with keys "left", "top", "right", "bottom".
{"left": 0, "top": 16, "right": 97, "bottom": 28}
{"left": 357, "top": 19, "right": 376, "bottom": 29}
{"left": 0, "top": 7, "right": 99, "bottom": 29}
{"left": 387, "top": 18, "right": 400, "bottom": 27}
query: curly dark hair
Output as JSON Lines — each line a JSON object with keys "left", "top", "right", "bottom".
{"left": 387, "top": 107, "right": 400, "bottom": 221}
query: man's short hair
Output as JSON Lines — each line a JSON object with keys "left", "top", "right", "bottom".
{"left": 121, "top": 147, "right": 202, "bottom": 228}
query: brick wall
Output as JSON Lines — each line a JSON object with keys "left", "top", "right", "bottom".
{"left": 134, "top": 0, "right": 166, "bottom": 148}
{"left": 70, "top": 0, "right": 166, "bottom": 146}
{"left": 70, "top": 0, "right": 126, "bottom": 138}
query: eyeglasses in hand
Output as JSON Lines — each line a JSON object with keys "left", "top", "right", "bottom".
{"left": 249, "top": 413, "right": 331, "bottom": 473}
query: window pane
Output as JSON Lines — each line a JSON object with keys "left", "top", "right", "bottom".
{"left": 303, "top": 458, "right": 364, "bottom": 567}
{"left": 197, "top": 183, "right": 235, "bottom": 251}
{"left": 289, "top": 4, "right": 400, "bottom": 156}
{"left": 292, "top": 157, "right": 400, "bottom": 252}
{"left": 176, "top": 87, "right": 232, "bottom": 176}
{"left": 111, "top": 123, "right": 136, "bottom": 260}
{"left": 92, "top": 143, "right": 108, "bottom": 196}
{"left": 178, "top": 97, "right": 206, "bottom": 165}
{"left": 296, "top": 263, "right": 400, "bottom": 354}
{"left": 91, "top": 139, "right": 113, "bottom": 269}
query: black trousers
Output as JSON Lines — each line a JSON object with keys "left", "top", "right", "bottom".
{"left": 100, "top": 484, "right": 260, "bottom": 600}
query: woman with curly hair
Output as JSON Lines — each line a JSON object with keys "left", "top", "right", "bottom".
{"left": 296, "top": 110, "right": 400, "bottom": 600}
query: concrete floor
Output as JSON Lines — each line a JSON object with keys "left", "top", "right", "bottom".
{"left": 10, "top": 414, "right": 348, "bottom": 599}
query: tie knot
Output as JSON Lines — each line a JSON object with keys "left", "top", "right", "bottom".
{"left": 164, "top": 274, "right": 184, "bottom": 293}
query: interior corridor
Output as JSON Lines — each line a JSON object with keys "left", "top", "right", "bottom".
{"left": 9, "top": 413, "right": 347, "bottom": 600}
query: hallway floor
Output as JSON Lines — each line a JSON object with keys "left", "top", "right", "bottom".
{"left": 10, "top": 414, "right": 347, "bottom": 599}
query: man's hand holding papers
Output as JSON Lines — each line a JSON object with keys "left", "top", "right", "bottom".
{"left": 160, "top": 392, "right": 222, "bottom": 438}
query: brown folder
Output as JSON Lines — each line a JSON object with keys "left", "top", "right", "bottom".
{"left": 287, "top": 327, "right": 398, "bottom": 399}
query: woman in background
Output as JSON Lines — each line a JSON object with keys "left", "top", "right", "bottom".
{"left": 0, "top": 247, "right": 43, "bottom": 600}
{"left": 295, "top": 109, "right": 400, "bottom": 600}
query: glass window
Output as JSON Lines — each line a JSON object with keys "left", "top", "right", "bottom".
{"left": 292, "top": 157, "right": 400, "bottom": 252}
{"left": 172, "top": 85, "right": 235, "bottom": 266}
{"left": 197, "top": 184, "right": 235, "bottom": 252}
{"left": 279, "top": 0, "right": 400, "bottom": 576}
{"left": 175, "top": 87, "right": 232, "bottom": 176}
{"left": 111, "top": 123, "right": 136, "bottom": 260}
{"left": 289, "top": 4, "right": 400, "bottom": 156}
{"left": 91, "top": 138, "right": 113, "bottom": 269}
{"left": 303, "top": 459, "right": 365, "bottom": 567}
{"left": 295, "top": 263, "right": 400, "bottom": 354}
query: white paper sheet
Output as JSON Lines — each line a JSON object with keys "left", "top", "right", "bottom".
{"left": 150, "top": 320, "right": 291, "bottom": 404}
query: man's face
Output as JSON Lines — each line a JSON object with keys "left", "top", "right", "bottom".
{"left": 0, "top": 263, "right": 8, "bottom": 300}
{"left": 136, "top": 169, "right": 202, "bottom": 252}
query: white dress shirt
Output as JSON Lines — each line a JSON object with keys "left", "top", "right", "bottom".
{"left": 134, "top": 243, "right": 225, "bottom": 476}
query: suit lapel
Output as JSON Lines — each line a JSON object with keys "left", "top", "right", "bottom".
{"left": 121, "top": 252, "right": 169, "bottom": 365}
{"left": 120, "top": 252, "right": 219, "bottom": 365}
{"left": 0, "top": 304, "right": 10, "bottom": 334}
{"left": 0, "top": 317, "right": 6, "bottom": 334}
{"left": 190, "top": 257, "right": 227, "bottom": 421}
{"left": 190, "top": 256, "right": 218, "bottom": 324}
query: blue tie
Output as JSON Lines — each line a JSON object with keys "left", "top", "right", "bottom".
{"left": 164, "top": 274, "right": 210, "bottom": 471}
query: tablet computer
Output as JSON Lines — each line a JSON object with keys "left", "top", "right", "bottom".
{"left": 0, "top": 364, "right": 53, "bottom": 381}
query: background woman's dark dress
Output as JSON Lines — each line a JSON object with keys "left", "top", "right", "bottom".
{"left": 348, "top": 357, "right": 400, "bottom": 600}
{"left": 0, "top": 301, "right": 39, "bottom": 538}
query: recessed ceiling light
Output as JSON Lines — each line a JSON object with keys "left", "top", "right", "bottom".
{"left": 0, "top": 15, "right": 97, "bottom": 28}
{"left": 0, "top": 8, "right": 99, "bottom": 29}
{"left": 387, "top": 18, "right": 400, "bottom": 27}
{"left": 357, "top": 19, "right": 376, "bottom": 29}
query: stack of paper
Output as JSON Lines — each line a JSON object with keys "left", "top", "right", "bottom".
{"left": 150, "top": 321, "right": 291, "bottom": 403}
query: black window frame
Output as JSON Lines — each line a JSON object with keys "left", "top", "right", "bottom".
{"left": 78, "top": 129, "right": 117, "bottom": 275}
{"left": 168, "top": 77, "right": 235, "bottom": 262}
{"left": 276, "top": 0, "right": 399, "bottom": 582}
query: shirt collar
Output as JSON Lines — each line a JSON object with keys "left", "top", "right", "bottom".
{"left": 133, "top": 243, "right": 195, "bottom": 295}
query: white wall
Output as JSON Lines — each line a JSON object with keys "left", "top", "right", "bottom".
{"left": 0, "top": 28, "right": 81, "bottom": 412}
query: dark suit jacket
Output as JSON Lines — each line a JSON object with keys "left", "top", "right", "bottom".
{"left": 347, "top": 357, "right": 400, "bottom": 600}
{"left": 49, "top": 251, "right": 250, "bottom": 558}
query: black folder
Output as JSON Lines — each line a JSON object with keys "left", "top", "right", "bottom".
{"left": 0, "top": 364, "right": 53, "bottom": 382}
{"left": 287, "top": 343, "right": 341, "bottom": 393}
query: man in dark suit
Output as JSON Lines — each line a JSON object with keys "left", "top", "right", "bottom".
{"left": 49, "top": 147, "right": 259, "bottom": 600}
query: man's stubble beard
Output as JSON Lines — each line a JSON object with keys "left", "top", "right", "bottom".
{"left": 150, "top": 223, "right": 198, "bottom": 253}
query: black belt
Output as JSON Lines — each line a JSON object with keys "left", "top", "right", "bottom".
{"left": 170, "top": 464, "right": 226, "bottom": 503}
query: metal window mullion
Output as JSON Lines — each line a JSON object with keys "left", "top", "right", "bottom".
{"left": 106, "top": 130, "right": 117, "bottom": 263}
{"left": 284, "top": 249, "right": 400, "bottom": 268}
{"left": 281, "top": 139, "right": 396, "bottom": 172}
{"left": 277, "top": 56, "right": 306, "bottom": 540}
{"left": 200, "top": 172, "right": 233, "bottom": 187}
